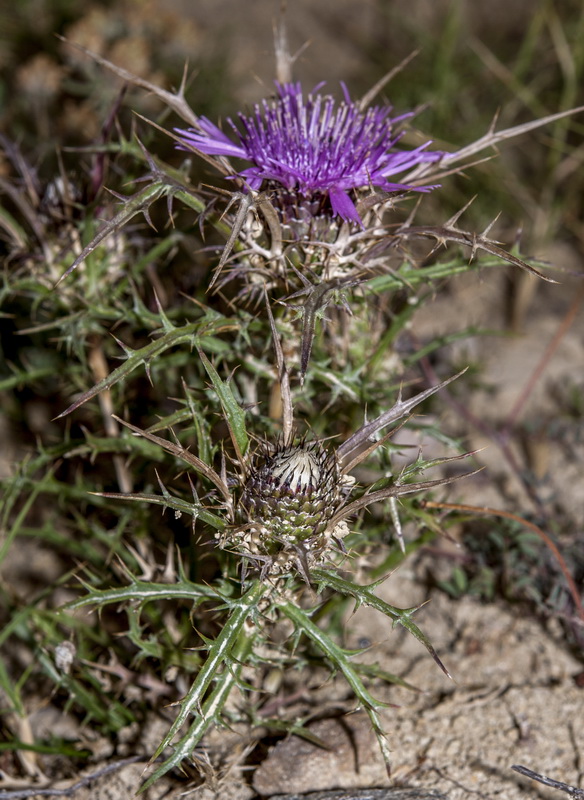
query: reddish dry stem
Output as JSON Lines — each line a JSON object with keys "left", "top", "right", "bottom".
{"left": 502, "top": 281, "right": 584, "bottom": 438}
{"left": 423, "top": 500, "right": 584, "bottom": 625}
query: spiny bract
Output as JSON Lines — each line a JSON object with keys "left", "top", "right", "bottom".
{"left": 231, "top": 441, "right": 351, "bottom": 574}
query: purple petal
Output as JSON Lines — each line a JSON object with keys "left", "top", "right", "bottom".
{"left": 174, "top": 123, "right": 246, "bottom": 158}
{"left": 173, "top": 82, "right": 443, "bottom": 224}
{"left": 329, "top": 187, "right": 363, "bottom": 226}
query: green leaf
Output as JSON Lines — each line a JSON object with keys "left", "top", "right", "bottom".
{"left": 57, "top": 315, "right": 238, "bottom": 418}
{"left": 139, "top": 580, "right": 267, "bottom": 791}
{"left": 279, "top": 600, "right": 392, "bottom": 774}
{"left": 311, "top": 568, "right": 451, "bottom": 679}
{"left": 56, "top": 181, "right": 188, "bottom": 284}
{"left": 93, "top": 490, "right": 226, "bottom": 531}
{"left": 198, "top": 349, "right": 249, "bottom": 460}
{"left": 64, "top": 579, "right": 227, "bottom": 612}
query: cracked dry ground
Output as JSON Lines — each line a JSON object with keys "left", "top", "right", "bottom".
{"left": 251, "top": 573, "right": 583, "bottom": 800}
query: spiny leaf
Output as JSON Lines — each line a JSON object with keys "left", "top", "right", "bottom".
{"left": 148, "top": 580, "right": 265, "bottom": 761}
{"left": 56, "top": 316, "right": 236, "bottom": 418}
{"left": 402, "top": 224, "right": 557, "bottom": 283}
{"left": 280, "top": 600, "right": 392, "bottom": 774}
{"left": 108, "top": 417, "right": 231, "bottom": 503}
{"left": 329, "top": 468, "right": 481, "bottom": 529}
{"left": 140, "top": 632, "right": 253, "bottom": 793}
{"left": 56, "top": 182, "right": 171, "bottom": 285}
{"left": 208, "top": 191, "right": 255, "bottom": 291}
{"left": 64, "top": 579, "right": 226, "bottom": 611}
{"left": 139, "top": 581, "right": 266, "bottom": 791}
{"left": 445, "top": 103, "right": 584, "bottom": 167}
{"left": 198, "top": 349, "right": 249, "bottom": 462}
{"left": 338, "top": 369, "right": 467, "bottom": 466}
{"left": 312, "top": 568, "right": 451, "bottom": 679}
{"left": 57, "top": 36, "right": 205, "bottom": 131}
{"left": 91, "top": 490, "right": 226, "bottom": 530}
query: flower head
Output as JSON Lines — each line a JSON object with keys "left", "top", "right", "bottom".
{"left": 235, "top": 441, "right": 344, "bottom": 573}
{"left": 176, "top": 82, "right": 442, "bottom": 226}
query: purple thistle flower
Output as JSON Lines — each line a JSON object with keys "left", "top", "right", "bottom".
{"left": 175, "top": 82, "right": 442, "bottom": 226}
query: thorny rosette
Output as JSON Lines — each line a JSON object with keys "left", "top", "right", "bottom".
{"left": 82, "top": 356, "right": 471, "bottom": 790}
{"left": 100, "top": 365, "right": 473, "bottom": 583}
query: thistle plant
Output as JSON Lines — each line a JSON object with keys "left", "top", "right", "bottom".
{"left": 1, "top": 20, "right": 583, "bottom": 797}
{"left": 69, "top": 363, "right": 470, "bottom": 789}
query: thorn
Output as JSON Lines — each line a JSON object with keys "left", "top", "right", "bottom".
{"left": 153, "top": 289, "right": 175, "bottom": 332}
{"left": 155, "top": 469, "right": 170, "bottom": 498}
{"left": 145, "top": 360, "right": 153, "bottom": 386}
{"left": 389, "top": 495, "right": 406, "bottom": 553}
{"left": 488, "top": 107, "right": 501, "bottom": 135}
{"left": 105, "top": 187, "right": 130, "bottom": 204}
{"left": 480, "top": 212, "right": 502, "bottom": 241}
{"left": 178, "top": 60, "right": 189, "bottom": 99}
{"left": 444, "top": 195, "right": 477, "bottom": 229}
{"left": 142, "top": 206, "right": 158, "bottom": 232}
{"left": 402, "top": 195, "right": 423, "bottom": 228}
{"left": 135, "top": 135, "right": 162, "bottom": 178}
{"left": 111, "top": 334, "right": 134, "bottom": 357}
